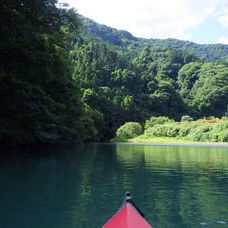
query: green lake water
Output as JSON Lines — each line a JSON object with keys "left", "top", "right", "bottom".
{"left": 0, "top": 143, "right": 228, "bottom": 227}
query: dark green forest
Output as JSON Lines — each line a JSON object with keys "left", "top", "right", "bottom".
{"left": 82, "top": 16, "right": 228, "bottom": 62}
{"left": 1, "top": 0, "right": 228, "bottom": 146}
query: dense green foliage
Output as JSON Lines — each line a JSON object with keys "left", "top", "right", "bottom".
{"left": 82, "top": 17, "right": 228, "bottom": 62}
{"left": 81, "top": 15, "right": 138, "bottom": 46}
{"left": 71, "top": 42, "right": 194, "bottom": 138}
{"left": 181, "top": 115, "right": 193, "bottom": 122}
{"left": 143, "top": 119, "right": 228, "bottom": 143}
{"left": 1, "top": 2, "right": 228, "bottom": 146}
{"left": 114, "top": 118, "right": 228, "bottom": 143}
{"left": 116, "top": 122, "right": 142, "bottom": 138}
{"left": 0, "top": 0, "right": 99, "bottom": 145}
{"left": 145, "top": 116, "right": 174, "bottom": 130}
{"left": 147, "top": 39, "right": 228, "bottom": 62}
{"left": 177, "top": 61, "right": 228, "bottom": 117}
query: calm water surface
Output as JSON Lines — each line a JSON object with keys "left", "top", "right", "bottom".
{"left": 0, "top": 143, "right": 228, "bottom": 228}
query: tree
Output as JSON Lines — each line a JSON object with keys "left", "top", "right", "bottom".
{"left": 188, "top": 62, "right": 228, "bottom": 117}
{"left": 0, "top": 0, "right": 87, "bottom": 145}
{"left": 116, "top": 122, "right": 142, "bottom": 138}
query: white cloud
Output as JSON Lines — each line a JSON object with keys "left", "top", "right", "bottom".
{"left": 218, "top": 15, "right": 228, "bottom": 27}
{"left": 59, "top": 0, "right": 228, "bottom": 40}
{"left": 219, "top": 36, "right": 228, "bottom": 44}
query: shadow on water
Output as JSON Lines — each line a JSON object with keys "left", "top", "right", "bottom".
{"left": 0, "top": 143, "right": 228, "bottom": 227}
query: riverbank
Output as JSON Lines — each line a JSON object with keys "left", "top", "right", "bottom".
{"left": 113, "top": 117, "right": 228, "bottom": 145}
{"left": 111, "top": 135, "right": 228, "bottom": 146}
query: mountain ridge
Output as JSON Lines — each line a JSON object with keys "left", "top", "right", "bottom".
{"left": 80, "top": 15, "right": 228, "bottom": 62}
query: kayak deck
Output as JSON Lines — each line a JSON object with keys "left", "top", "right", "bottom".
{"left": 102, "top": 192, "right": 153, "bottom": 228}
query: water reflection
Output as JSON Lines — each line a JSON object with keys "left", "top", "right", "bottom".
{"left": 116, "top": 144, "right": 228, "bottom": 227}
{"left": 0, "top": 144, "right": 228, "bottom": 227}
{"left": 116, "top": 144, "right": 228, "bottom": 170}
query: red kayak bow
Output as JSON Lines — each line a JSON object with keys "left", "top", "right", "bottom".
{"left": 102, "top": 192, "right": 153, "bottom": 228}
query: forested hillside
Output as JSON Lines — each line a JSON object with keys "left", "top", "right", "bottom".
{"left": 147, "top": 39, "right": 228, "bottom": 62}
{"left": 81, "top": 16, "right": 228, "bottom": 62}
{"left": 0, "top": 0, "right": 93, "bottom": 145}
{"left": 1, "top": 1, "right": 228, "bottom": 146}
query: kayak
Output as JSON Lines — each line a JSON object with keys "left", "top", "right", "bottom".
{"left": 102, "top": 192, "right": 153, "bottom": 228}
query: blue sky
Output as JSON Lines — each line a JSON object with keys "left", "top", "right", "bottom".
{"left": 186, "top": 14, "right": 228, "bottom": 44}
{"left": 59, "top": 0, "right": 228, "bottom": 44}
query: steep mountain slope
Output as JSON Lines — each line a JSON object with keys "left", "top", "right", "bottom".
{"left": 146, "top": 38, "right": 228, "bottom": 62}
{"left": 80, "top": 16, "right": 228, "bottom": 62}
{"left": 80, "top": 15, "right": 139, "bottom": 46}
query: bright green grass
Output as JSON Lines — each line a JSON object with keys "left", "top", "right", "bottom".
{"left": 127, "top": 135, "right": 189, "bottom": 143}
{"left": 111, "top": 119, "right": 228, "bottom": 144}
{"left": 112, "top": 135, "right": 228, "bottom": 145}
{"left": 111, "top": 135, "right": 190, "bottom": 143}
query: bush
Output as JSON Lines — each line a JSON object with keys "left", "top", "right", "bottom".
{"left": 218, "top": 130, "right": 228, "bottom": 142}
{"left": 186, "top": 124, "right": 213, "bottom": 142}
{"left": 215, "top": 121, "right": 228, "bottom": 131}
{"left": 178, "top": 123, "right": 199, "bottom": 137}
{"left": 144, "top": 123, "right": 180, "bottom": 137}
{"left": 144, "top": 124, "right": 168, "bottom": 137}
{"left": 181, "top": 115, "right": 193, "bottom": 122}
{"left": 144, "top": 116, "right": 174, "bottom": 130}
{"left": 116, "top": 122, "right": 142, "bottom": 138}
{"left": 141, "top": 118, "right": 228, "bottom": 143}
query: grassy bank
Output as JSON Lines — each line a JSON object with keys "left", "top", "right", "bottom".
{"left": 112, "top": 118, "right": 228, "bottom": 144}
{"left": 112, "top": 136, "right": 228, "bottom": 145}
{"left": 111, "top": 135, "right": 189, "bottom": 143}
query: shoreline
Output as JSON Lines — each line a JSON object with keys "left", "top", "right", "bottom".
{"left": 111, "top": 136, "right": 228, "bottom": 147}
{"left": 112, "top": 142, "right": 228, "bottom": 147}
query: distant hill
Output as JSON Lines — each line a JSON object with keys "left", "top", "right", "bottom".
{"left": 146, "top": 38, "right": 228, "bottom": 62}
{"left": 80, "top": 15, "right": 228, "bottom": 62}
{"left": 80, "top": 16, "right": 139, "bottom": 46}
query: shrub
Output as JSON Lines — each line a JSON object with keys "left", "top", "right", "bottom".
{"left": 116, "top": 122, "right": 142, "bottom": 138}
{"left": 167, "top": 125, "right": 181, "bottom": 137}
{"left": 181, "top": 115, "right": 193, "bottom": 122}
{"left": 186, "top": 124, "right": 212, "bottom": 142}
{"left": 178, "top": 123, "right": 199, "bottom": 137}
{"left": 142, "top": 118, "right": 228, "bottom": 143}
{"left": 144, "top": 116, "right": 174, "bottom": 130}
{"left": 145, "top": 124, "right": 168, "bottom": 137}
{"left": 218, "top": 130, "right": 228, "bottom": 142}
{"left": 144, "top": 123, "right": 180, "bottom": 137}
{"left": 215, "top": 121, "right": 228, "bottom": 131}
